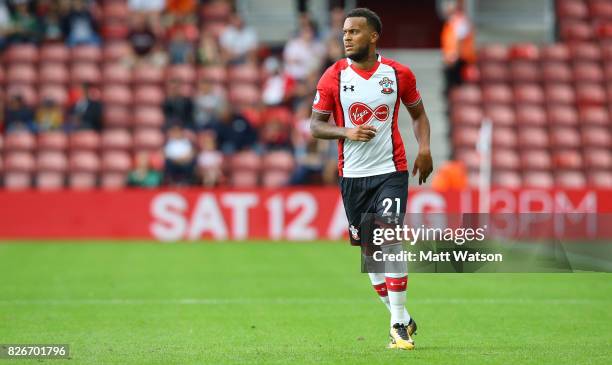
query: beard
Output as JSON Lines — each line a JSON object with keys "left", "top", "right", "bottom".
{"left": 347, "top": 46, "right": 369, "bottom": 62}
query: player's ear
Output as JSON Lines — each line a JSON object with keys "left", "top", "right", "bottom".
{"left": 370, "top": 31, "right": 379, "bottom": 44}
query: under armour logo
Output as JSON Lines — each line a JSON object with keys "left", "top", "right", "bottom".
{"left": 343, "top": 85, "right": 355, "bottom": 92}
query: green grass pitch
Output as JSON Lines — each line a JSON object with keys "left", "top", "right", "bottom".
{"left": 0, "top": 242, "right": 611, "bottom": 365}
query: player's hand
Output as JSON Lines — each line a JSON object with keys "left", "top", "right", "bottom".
{"left": 412, "top": 149, "right": 433, "bottom": 185}
{"left": 345, "top": 125, "right": 377, "bottom": 142}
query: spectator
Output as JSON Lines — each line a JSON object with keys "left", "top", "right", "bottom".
{"left": 35, "top": 98, "right": 64, "bottom": 131}
{"left": 0, "top": 0, "right": 10, "bottom": 48}
{"left": 211, "top": 104, "right": 258, "bottom": 154}
{"left": 432, "top": 160, "right": 468, "bottom": 192}
{"left": 7, "top": 0, "right": 39, "bottom": 44}
{"left": 127, "top": 151, "right": 163, "bottom": 188}
{"left": 283, "top": 19, "right": 324, "bottom": 81}
{"left": 167, "top": 27, "right": 194, "bottom": 64}
{"left": 36, "top": 2, "right": 64, "bottom": 43}
{"left": 196, "top": 131, "right": 223, "bottom": 186}
{"left": 66, "top": 84, "right": 103, "bottom": 131}
{"left": 193, "top": 79, "right": 225, "bottom": 130}
{"left": 261, "top": 57, "right": 296, "bottom": 107}
{"left": 4, "top": 94, "right": 35, "bottom": 133}
{"left": 165, "top": 0, "right": 197, "bottom": 18}
{"left": 259, "top": 108, "right": 292, "bottom": 151}
{"left": 441, "top": 0, "right": 475, "bottom": 94}
{"left": 219, "top": 13, "right": 257, "bottom": 65}
{"left": 163, "top": 125, "right": 196, "bottom": 185}
{"left": 163, "top": 80, "right": 194, "bottom": 130}
{"left": 128, "top": 14, "right": 157, "bottom": 58}
{"left": 289, "top": 138, "right": 326, "bottom": 185}
{"left": 196, "top": 29, "right": 221, "bottom": 65}
{"left": 61, "top": 0, "right": 100, "bottom": 47}
{"left": 128, "top": 0, "right": 165, "bottom": 26}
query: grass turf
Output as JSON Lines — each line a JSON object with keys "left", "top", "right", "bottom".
{"left": 0, "top": 241, "right": 610, "bottom": 365}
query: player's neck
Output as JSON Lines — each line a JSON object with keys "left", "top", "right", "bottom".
{"left": 350, "top": 51, "right": 378, "bottom": 71}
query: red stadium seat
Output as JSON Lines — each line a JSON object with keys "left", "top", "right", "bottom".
{"left": 3, "top": 44, "right": 38, "bottom": 64}
{"left": 133, "top": 106, "right": 164, "bottom": 130}
{"left": 103, "top": 1, "right": 128, "bottom": 20}
{"left": 492, "top": 171, "right": 521, "bottom": 188}
{"left": 228, "top": 150, "right": 261, "bottom": 187}
{"left": 455, "top": 148, "right": 480, "bottom": 171}
{"left": 514, "top": 84, "right": 544, "bottom": 104}
{"left": 518, "top": 127, "right": 549, "bottom": 149}
{"left": 36, "top": 171, "right": 65, "bottom": 190}
{"left": 38, "top": 132, "right": 68, "bottom": 151}
{"left": 166, "top": 65, "right": 196, "bottom": 83}
{"left": 37, "top": 151, "right": 68, "bottom": 172}
{"left": 102, "top": 151, "right": 131, "bottom": 173}
{"left": 482, "top": 84, "right": 513, "bottom": 104}
{"left": 4, "top": 131, "right": 36, "bottom": 152}
{"left": 133, "top": 86, "right": 164, "bottom": 106}
{"left": 229, "top": 84, "right": 260, "bottom": 106}
{"left": 200, "top": 0, "right": 232, "bottom": 21}
{"left": 553, "top": 149, "right": 583, "bottom": 169}
{"left": 40, "top": 44, "right": 70, "bottom": 63}
{"left": 198, "top": 65, "right": 228, "bottom": 84}
{"left": 492, "top": 149, "right": 520, "bottom": 170}
{"left": 604, "top": 63, "right": 612, "bottom": 81}
{"left": 557, "top": 0, "right": 588, "bottom": 19}
{"left": 568, "top": 42, "right": 601, "bottom": 61}
{"left": 555, "top": 171, "right": 586, "bottom": 188}
{"left": 541, "top": 62, "right": 572, "bottom": 83}
{"left": 589, "top": 0, "right": 612, "bottom": 19}
{"left": 103, "top": 105, "right": 131, "bottom": 129}
{"left": 69, "top": 130, "right": 100, "bottom": 151}
{"left": 548, "top": 105, "right": 578, "bottom": 126}
{"left": 516, "top": 105, "right": 547, "bottom": 127}
{"left": 133, "top": 65, "right": 164, "bottom": 85}
{"left": 451, "top": 105, "right": 483, "bottom": 126}
{"left": 587, "top": 171, "right": 612, "bottom": 188}
{"left": 6, "top": 84, "right": 37, "bottom": 106}
{"left": 102, "top": 85, "right": 132, "bottom": 106}
{"left": 71, "top": 63, "right": 101, "bottom": 84}
{"left": 39, "top": 85, "right": 68, "bottom": 106}
{"left": 540, "top": 44, "right": 570, "bottom": 62}
{"left": 102, "top": 63, "right": 131, "bottom": 84}
{"left": 6, "top": 64, "right": 37, "bottom": 84}
{"left": 520, "top": 149, "right": 552, "bottom": 170}
{"left": 583, "top": 148, "right": 612, "bottom": 169}
{"left": 578, "top": 106, "right": 610, "bottom": 126}
{"left": 575, "top": 83, "right": 606, "bottom": 105}
{"left": 573, "top": 62, "right": 604, "bottom": 82}
{"left": 484, "top": 105, "right": 515, "bottom": 126}
{"left": 510, "top": 61, "right": 540, "bottom": 82}
{"left": 103, "top": 41, "right": 132, "bottom": 63}
{"left": 492, "top": 127, "right": 517, "bottom": 148}
{"left": 71, "top": 45, "right": 102, "bottom": 63}
{"left": 133, "top": 129, "right": 165, "bottom": 150}
{"left": 523, "top": 171, "right": 554, "bottom": 188}
{"left": 261, "top": 151, "right": 295, "bottom": 188}
{"left": 560, "top": 20, "right": 593, "bottom": 41}
{"left": 39, "top": 63, "right": 69, "bottom": 84}
{"left": 550, "top": 128, "right": 581, "bottom": 148}
{"left": 452, "top": 127, "right": 479, "bottom": 148}
{"left": 479, "top": 63, "right": 509, "bottom": 83}
{"left": 449, "top": 84, "right": 481, "bottom": 104}
{"left": 228, "top": 64, "right": 260, "bottom": 84}
{"left": 603, "top": 43, "right": 612, "bottom": 61}
{"left": 4, "top": 152, "right": 35, "bottom": 190}
{"left": 509, "top": 43, "right": 540, "bottom": 61}
{"left": 582, "top": 126, "right": 611, "bottom": 147}
{"left": 69, "top": 151, "right": 99, "bottom": 189}
{"left": 101, "top": 129, "right": 132, "bottom": 151}
{"left": 477, "top": 44, "right": 508, "bottom": 62}
{"left": 544, "top": 83, "right": 575, "bottom": 104}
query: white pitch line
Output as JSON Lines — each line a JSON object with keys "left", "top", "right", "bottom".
{"left": 0, "top": 298, "right": 608, "bottom": 306}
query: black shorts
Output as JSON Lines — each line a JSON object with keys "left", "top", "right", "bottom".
{"left": 339, "top": 171, "right": 408, "bottom": 246}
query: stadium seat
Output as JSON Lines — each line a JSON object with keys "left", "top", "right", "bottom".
{"left": 3, "top": 44, "right": 38, "bottom": 64}
{"left": 39, "top": 85, "right": 68, "bottom": 106}
{"left": 520, "top": 149, "right": 552, "bottom": 170}
{"left": 509, "top": 61, "right": 540, "bottom": 82}
{"left": 69, "top": 130, "right": 100, "bottom": 151}
{"left": 133, "top": 65, "right": 165, "bottom": 85}
{"left": 582, "top": 126, "right": 611, "bottom": 148}
{"left": 133, "top": 129, "right": 165, "bottom": 150}
{"left": 484, "top": 105, "right": 515, "bottom": 126}
{"left": 133, "top": 107, "right": 164, "bottom": 130}
{"left": 449, "top": 84, "right": 481, "bottom": 104}
{"left": 492, "top": 149, "right": 520, "bottom": 170}
{"left": 583, "top": 148, "right": 612, "bottom": 169}
{"left": 103, "top": 105, "right": 131, "bottom": 129}
{"left": 544, "top": 83, "right": 575, "bottom": 104}
{"left": 540, "top": 44, "right": 570, "bottom": 62}
{"left": 513, "top": 84, "right": 544, "bottom": 104}
{"left": 262, "top": 151, "right": 295, "bottom": 188}
{"left": 103, "top": 63, "right": 132, "bottom": 85}
{"left": 589, "top": 0, "right": 612, "bottom": 19}
{"left": 452, "top": 127, "right": 479, "bottom": 148}
{"left": 548, "top": 105, "right": 578, "bottom": 126}
{"left": 103, "top": 41, "right": 132, "bottom": 63}
{"left": 198, "top": 65, "right": 228, "bottom": 85}
{"left": 575, "top": 83, "right": 606, "bottom": 105}
{"left": 166, "top": 65, "right": 197, "bottom": 84}
{"left": 101, "top": 129, "right": 132, "bottom": 151}
{"left": 38, "top": 132, "right": 68, "bottom": 151}
{"left": 102, "top": 85, "right": 132, "bottom": 106}
{"left": 492, "top": 171, "right": 522, "bottom": 188}
{"left": 6, "top": 84, "right": 37, "bottom": 105}
{"left": 4, "top": 131, "right": 36, "bottom": 152}
{"left": 557, "top": 0, "right": 588, "bottom": 19}
{"left": 573, "top": 62, "right": 604, "bottom": 82}
{"left": 71, "top": 63, "right": 101, "bottom": 84}
{"left": 560, "top": 20, "right": 593, "bottom": 41}
{"left": 477, "top": 44, "right": 508, "bottom": 62}
{"left": 200, "top": 0, "right": 232, "bottom": 21}
{"left": 455, "top": 148, "right": 480, "bottom": 171}
{"left": 479, "top": 63, "right": 509, "bottom": 83}
{"left": 36, "top": 152, "right": 68, "bottom": 190}
{"left": 228, "top": 151, "right": 261, "bottom": 187}
{"left": 523, "top": 171, "right": 554, "bottom": 188}
{"left": 578, "top": 106, "right": 610, "bottom": 126}
{"left": 553, "top": 149, "right": 583, "bottom": 169}
{"left": 6, "top": 64, "right": 37, "bottom": 84}
{"left": 4, "top": 152, "right": 35, "bottom": 190}
{"left": 450, "top": 105, "right": 483, "bottom": 127}
{"left": 228, "top": 64, "right": 260, "bottom": 84}
{"left": 102, "top": 0, "right": 129, "bottom": 20}
{"left": 482, "top": 84, "right": 513, "bottom": 104}
{"left": 101, "top": 151, "right": 131, "bottom": 173}
{"left": 516, "top": 105, "right": 547, "bottom": 127}
{"left": 555, "top": 171, "right": 586, "bottom": 188}
{"left": 133, "top": 86, "right": 164, "bottom": 106}
{"left": 568, "top": 42, "right": 601, "bottom": 60}
{"left": 605, "top": 63, "right": 612, "bottom": 81}
{"left": 492, "top": 127, "right": 517, "bottom": 148}
{"left": 71, "top": 45, "right": 102, "bottom": 63}
{"left": 509, "top": 43, "right": 540, "bottom": 61}
{"left": 69, "top": 151, "right": 99, "bottom": 189}
{"left": 550, "top": 128, "right": 582, "bottom": 148}
{"left": 518, "top": 127, "right": 549, "bottom": 149}
{"left": 40, "top": 44, "right": 70, "bottom": 63}
{"left": 587, "top": 171, "right": 612, "bottom": 187}
{"left": 541, "top": 62, "right": 572, "bottom": 83}
{"left": 39, "top": 63, "right": 69, "bottom": 85}
{"left": 228, "top": 84, "right": 260, "bottom": 106}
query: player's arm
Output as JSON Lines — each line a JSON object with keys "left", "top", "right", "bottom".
{"left": 407, "top": 100, "right": 433, "bottom": 185}
{"left": 310, "top": 111, "right": 377, "bottom": 142}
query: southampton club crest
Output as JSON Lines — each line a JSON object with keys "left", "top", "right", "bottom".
{"left": 379, "top": 77, "right": 394, "bottom": 94}
{"left": 349, "top": 225, "right": 360, "bottom": 241}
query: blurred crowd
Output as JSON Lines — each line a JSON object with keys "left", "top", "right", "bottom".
{"left": 0, "top": 0, "right": 347, "bottom": 188}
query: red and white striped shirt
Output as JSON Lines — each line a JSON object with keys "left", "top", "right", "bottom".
{"left": 313, "top": 55, "right": 421, "bottom": 177}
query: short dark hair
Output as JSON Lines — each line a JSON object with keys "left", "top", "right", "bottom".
{"left": 346, "top": 8, "right": 382, "bottom": 34}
